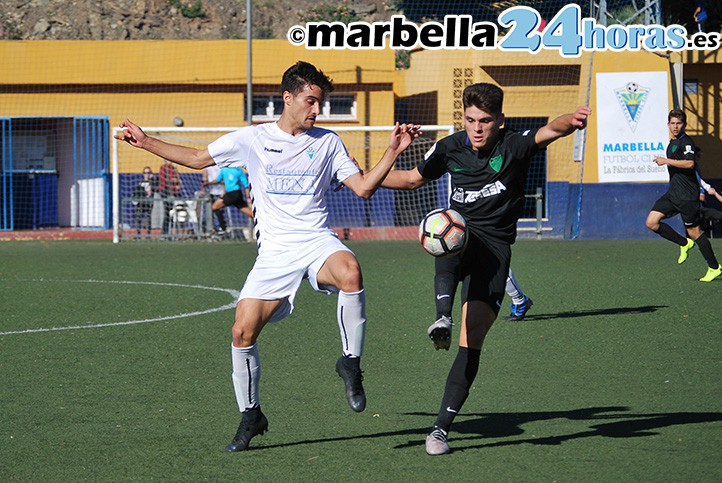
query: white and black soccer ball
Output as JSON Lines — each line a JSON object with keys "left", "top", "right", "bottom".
{"left": 626, "top": 82, "right": 639, "bottom": 93}
{"left": 418, "top": 208, "right": 467, "bottom": 257}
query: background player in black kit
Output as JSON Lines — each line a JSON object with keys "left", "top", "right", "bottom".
{"left": 382, "top": 82, "right": 590, "bottom": 455}
{"left": 645, "top": 109, "right": 721, "bottom": 282}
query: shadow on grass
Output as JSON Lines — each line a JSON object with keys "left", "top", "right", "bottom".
{"left": 395, "top": 406, "right": 722, "bottom": 451}
{"left": 522, "top": 305, "right": 667, "bottom": 321}
{"left": 253, "top": 406, "right": 721, "bottom": 452}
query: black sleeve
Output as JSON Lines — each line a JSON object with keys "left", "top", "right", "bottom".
{"left": 682, "top": 140, "right": 697, "bottom": 161}
{"left": 417, "top": 139, "right": 448, "bottom": 180}
{"left": 506, "top": 128, "right": 541, "bottom": 161}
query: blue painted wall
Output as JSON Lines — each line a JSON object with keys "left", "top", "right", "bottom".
{"left": 116, "top": 173, "right": 722, "bottom": 239}
{"left": 520, "top": 180, "right": 722, "bottom": 240}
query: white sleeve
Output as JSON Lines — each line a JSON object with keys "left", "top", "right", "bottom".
{"left": 208, "top": 129, "right": 250, "bottom": 169}
{"left": 330, "top": 134, "right": 359, "bottom": 183}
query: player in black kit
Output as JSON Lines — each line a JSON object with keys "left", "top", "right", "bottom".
{"left": 382, "top": 82, "right": 590, "bottom": 455}
{"left": 645, "top": 109, "right": 721, "bottom": 282}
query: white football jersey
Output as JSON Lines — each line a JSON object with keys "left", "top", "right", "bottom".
{"left": 204, "top": 164, "right": 224, "bottom": 196}
{"left": 208, "top": 122, "right": 359, "bottom": 251}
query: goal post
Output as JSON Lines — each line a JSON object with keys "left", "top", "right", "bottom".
{"left": 112, "top": 126, "right": 243, "bottom": 243}
{"left": 332, "top": 125, "right": 456, "bottom": 241}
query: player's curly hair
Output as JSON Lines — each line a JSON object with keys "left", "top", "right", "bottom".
{"left": 281, "top": 61, "right": 334, "bottom": 97}
{"left": 463, "top": 83, "right": 504, "bottom": 116}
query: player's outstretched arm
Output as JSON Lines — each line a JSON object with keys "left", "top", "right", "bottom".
{"left": 343, "top": 122, "right": 421, "bottom": 199}
{"left": 115, "top": 119, "right": 215, "bottom": 170}
{"left": 535, "top": 106, "right": 591, "bottom": 148}
{"left": 653, "top": 155, "right": 694, "bottom": 169}
{"left": 380, "top": 166, "right": 428, "bottom": 190}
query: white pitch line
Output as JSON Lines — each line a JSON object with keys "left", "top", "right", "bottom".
{"left": 0, "top": 279, "right": 239, "bottom": 336}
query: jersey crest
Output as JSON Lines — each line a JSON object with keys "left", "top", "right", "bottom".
{"left": 490, "top": 154, "right": 503, "bottom": 173}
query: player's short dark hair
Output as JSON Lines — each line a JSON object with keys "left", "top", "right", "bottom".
{"left": 668, "top": 109, "right": 686, "bottom": 124}
{"left": 463, "top": 83, "right": 504, "bottom": 116}
{"left": 281, "top": 61, "right": 334, "bottom": 98}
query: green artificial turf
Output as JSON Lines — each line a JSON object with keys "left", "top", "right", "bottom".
{"left": 1, "top": 239, "right": 720, "bottom": 481}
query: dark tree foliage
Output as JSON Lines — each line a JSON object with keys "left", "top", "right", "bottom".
{"left": 661, "top": 0, "right": 720, "bottom": 33}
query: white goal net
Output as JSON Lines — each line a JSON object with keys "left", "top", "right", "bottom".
{"left": 112, "top": 125, "right": 455, "bottom": 243}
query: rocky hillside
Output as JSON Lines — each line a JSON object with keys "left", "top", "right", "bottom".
{"left": 1, "top": 0, "right": 394, "bottom": 40}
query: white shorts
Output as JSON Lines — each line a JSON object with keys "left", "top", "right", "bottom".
{"left": 238, "top": 233, "right": 353, "bottom": 323}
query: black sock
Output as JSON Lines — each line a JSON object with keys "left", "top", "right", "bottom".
{"left": 694, "top": 233, "right": 720, "bottom": 269}
{"left": 435, "top": 256, "right": 461, "bottom": 319}
{"left": 655, "top": 222, "right": 687, "bottom": 246}
{"left": 216, "top": 211, "right": 227, "bottom": 229}
{"left": 433, "top": 347, "right": 481, "bottom": 432}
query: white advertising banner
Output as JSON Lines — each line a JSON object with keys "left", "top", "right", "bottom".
{"left": 596, "top": 71, "right": 670, "bottom": 183}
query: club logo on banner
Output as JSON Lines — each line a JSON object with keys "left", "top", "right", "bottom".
{"left": 596, "top": 71, "right": 669, "bottom": 183}
{"left": 614, "top": 82, "right": 649, "bottom": 132}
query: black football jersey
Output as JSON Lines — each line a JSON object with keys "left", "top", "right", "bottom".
{"left": 417, "top": 128, "right": 540, "bottom": 243}
{"left": 665, "top": 133, "right": 698, "bottom": 201}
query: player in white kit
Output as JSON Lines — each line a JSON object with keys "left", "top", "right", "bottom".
{"left": 116, "top": 61, "right": 420, "bottom": 451}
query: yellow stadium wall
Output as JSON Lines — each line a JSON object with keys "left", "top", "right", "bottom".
{"left": 1, "top": 40, "right": 721, "bottom": 237}
{"left": 2, "top": 40, "right": 719, "bottom": 178}
{"left": 395, "top": 47, "right": 722, "bottom": 183}
{"left": 0, "top": 40, "right": 397, "bottom": 173}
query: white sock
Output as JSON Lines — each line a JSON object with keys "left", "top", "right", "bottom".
{"left": 506, "top": 268, "right": 525, "bottom": 305}
{"left": 231, "top": 343, "right": 261, "bottom": 412}
{"left": 337, "top": 289, "right": 366, "bottom": 357}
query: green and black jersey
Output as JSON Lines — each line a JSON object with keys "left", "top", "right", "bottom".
{"left": 665, "top": 133, "right": 699, "bottom": 202}
{"left": 417, "top": 128, "right": 540, "bottom": 244}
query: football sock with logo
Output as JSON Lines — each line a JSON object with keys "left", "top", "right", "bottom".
{"left": 433, "top": 347, "right": 481, "bottom": 432}
{"left": 231, "top": 343, "right": 261, "bottom": 412}
{"left": 655, "top": 222, "right": 687, "bottom": 246}
{"left": 338, "top": 289, "right": 366, "bottom": 357}
{"left": 506, "top": 268, "right": 525, "bottom": 305}
{"left": 694, "top": 234, "right": 719, "bottom": 268}
{"left": 434, "top": 256, "right": 460, "bottom": 318}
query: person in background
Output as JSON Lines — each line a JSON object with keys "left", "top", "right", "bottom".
{"left": 645, "top": 109, "right": 721, "bottom": 282}
{"left": 131, "top": 166, "right": 157, "bottom": 239}
{"left": 696, "top": 156, "right": 722, "bottom": 235}
{"left": 202, "top": 164, "right": 227, "bottom": 234}
{"left": 203, "top": 166, "right": 253, "bottom": 238}
{"left": 693, "top": 1, "right": 708, "bottom": 33}
{"left": 158, "top": 159, "right": 182, "bottom": 236}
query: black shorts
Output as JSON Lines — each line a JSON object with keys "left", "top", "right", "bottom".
{"left": 651, "top": 193, "right": 700, "bottom": 227}
{"left": 222, "top": 190, "right": 248, "bottom": 209}
{"left": 435, "top": 231, "right": 510, "bottom": 315}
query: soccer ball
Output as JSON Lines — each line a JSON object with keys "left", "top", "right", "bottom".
{"left": 418, "top": 208, "right": 467, "bottom": 257}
